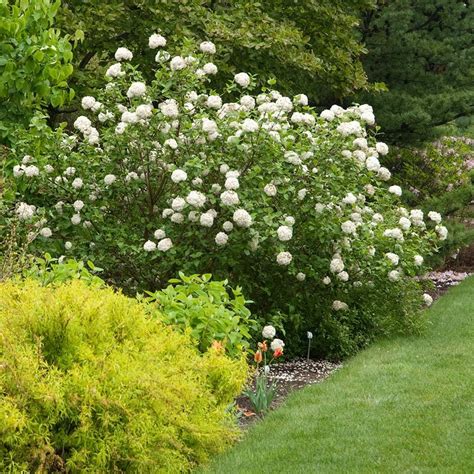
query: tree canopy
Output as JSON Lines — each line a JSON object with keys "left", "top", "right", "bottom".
{"left": 358, "top": 0, "right": 474, "bottom": 142}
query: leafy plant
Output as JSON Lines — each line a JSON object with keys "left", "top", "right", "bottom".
{"left": 0, "top": 0, "right": 75, "bottom": 143}
{"left": 0, "top": 279, "right": 247, "bottom": 472}
{"left": 146, "top": 273, "right": 255, "bottom": 358}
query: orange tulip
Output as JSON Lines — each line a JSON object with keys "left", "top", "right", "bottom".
{"left": 273, "top": 347, "right": 283, "bottom": 358}
{"left": 254, "top": 350, "right": 263, "bottom": 363}
{"left": 211, "top": 340, "right": 224, "bottom": 352}
{"left": 258, "top": 341, "right": 268, "bottom": 352}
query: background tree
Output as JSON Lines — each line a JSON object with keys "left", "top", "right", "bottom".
{"left": 0, "top": 0, "right": 75, "bottom": 143}
{"left": 357, "top": 0, "right": 474, "bottom": 142}
{"left": 56, "top": 0, "right": 375, "bottom": 108}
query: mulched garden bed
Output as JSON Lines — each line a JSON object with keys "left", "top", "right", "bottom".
{"left": 236, "top": 358, "right": 342, "bottom": 426}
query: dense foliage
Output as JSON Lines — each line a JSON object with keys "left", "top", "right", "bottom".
{"left": 55, "top": 0, "right": 375, "bottom": 109}
{"left": 358, "top": 0, "right": 474, "bottom": 141}
{"left": 146, "top": 273, "right": 255, "bottom": 358}
{"left": 5, "top": 37, "right": 445, "bottom": 357}
{"left": 0, "top": 0, "right": 75, "bottom": 143}
{"left": 0, "top": 279, "right": 247, "bottom": 472}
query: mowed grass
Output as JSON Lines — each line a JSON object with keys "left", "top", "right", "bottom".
{"left": 204, "top": 277, "right": 474, "bottom": 473}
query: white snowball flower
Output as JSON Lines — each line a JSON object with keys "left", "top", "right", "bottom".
{"left": 222, "top": 221, "right": 234, "bottom": 232}
{"left": 104, "top": 174, "right": 116, "bottom": 186}
{"left": 241, "top": 118, "right": 259, "bottom": 132}
{"left": 410, "top": 209, "right": 424, "bottom": 226}
{"left": 264, "top": 183, "right": 277, "bottom": 196}
{"left": 200, "top": 212, "right": 214, "bottom": 227}
{"left": 127, "top": 82, "right": 146, "bottom": 98}
{"left": 285, "top": 216, "right": 295, "bottom": 226}
{"left": 149, "top": 33, "right": 166, "bottom": 48}
{"left": 240, "top": 95, "right": 256, "bottom": 109}
{"left": 320, "top": 109, "right": 335, "bottom": 121}
{"left": 24, "top": 165, "right": 39, "bottom": 177}
{"left": 383, "top": 228, "right": 404, "bottom": 241}
{"left": 342, "top": 193, "right": 357, "bottom": 205}
{"left": 224, "top": 177, "right": 239, "bottom": 190}
{"left": 277, "top": 225, "right": 293, "bottom": 242}
{"left": 73, "top": 200, "right": 84, "bottom": 212}
{"left": 330, "top": 257, "right": 344, "bottom": 274}
{"left": 164, "top": 138, "right": 178, "bottom": 149}
{"left": 377, "top": 167, "right": 392, "bottom": 181}
{"left": 233, "top": 209, "right": 252, "bottom": 228}
{"left": 337, "top": 271, "right": 349, "bottom": 282}
{"left": 157, "top": 238, "right": 173, "bottom": 252}
{"left": 297, "top": 188, "right": 307, "bottom": 200}
{"left": 186, "top": 191, "right": 207, "bottom": 208}
{"left": 81, "top": 96, "right": 96, "bottom": 110}
{"left": 170, "top": 56, "right": 187, "bottom": 71}
{"left": 323, "top": 276, "right": 331, "bottom": 285}
{"left": 171, "top": 197, "right": 186, "bottom": 212}
{"left": 71, "top": 214, "right": 81, "bottom": 225}
{"left": 73, "top": 116, "right": 91, "bottom": 133}
{"left": 428, "top": 211, "right": 442, "bottom": 224}
{"left": 388, "top": 270, "right": 400, "bottom": 282}
{"left": 271, "top": 339, "right": 285, "bottom": 350}
{"left": 13, "top": 165, "right": 24, "bottom": 177}
{"left": 366, "top": 156, "right": 381, "bottom": 172}
{"left": 436, "top": 225, "right": 448, "bottom": 241}
{"left": 234, "top": 72, "right": 251, "bottom": 88}
{"left": 143, "top": 240, "right": 156, "bottom": 252}
{"left": 385, "top": 252, "right": 400, "bottom": 265}
{"left": 200, "top": 41, "right": 216, "bottom": 54}
{"left": 115, "top": 47, "right": 133, "bottom": 61}
{"left": 106, "top": 63, "right": 122, "bottom": 78}
{"left": 71, "top": 177, "right": 83, "bottom": 189}
{"left": 136, "top": 104, "right": 153, "bottom": 120}
{"left": 206, "top": 95, "right": 222, "bottom": 109}
{"left": 65, "top": 241, "right": 72, "bottom": 250}
{"left": 215, "top": 232, "right": 228, "bottom": 246}
{"left": 153, "top": 229, "right": 165, "bottom": 240}
{"left": 43, "top": 164, "right": 53, "bottom": 174}
{"left": 399, "top": 217, "right": 411, "bottom": 230}
{"left": 202, "top": 118, "right": 218, "bottom": 133}
{"left": 341, "top": 221, "right": 357, "bottom": 235}
{"left": 39, "top": 227, "right": 52, "bottom": 238}
{"left": 203, "top": 62, "right": 218, "bottom": 75}
{"left": 276, "top": 251, "right": 292, "bottom": 265}
{"left": 220, "top": 190, "right": 240, "bottom": 206}
{"left": 423, "top": 293, "right": 433, "bottom": 306}
{"left": 159, "top": 99, "right": 179, "bottom": 118}
{"left": 414, "top": 255, "right": 424, "bottom": 266}
{"left": 262, "top": 325, "right": 276, "bottom": 339}
{"left": 294, "top": 94, "right": 308, "bottom": 106}
{"left": 376, "top": 142, "right": 389, "bottom": 156}
{"left": 389, "top": 185, "right": 402, "bottom": 196}
{"left": 337, "top": 120, "right": 362, "bottom": 136}
{"left": 171, "top": 169, "right": 187, "bottom": 183}
{"left": 296, "top": 272, "right": 306, "bottom": 282}
{"left": 16, "top": 202, "right": 36, "bottom": 220}
{"left": 115, "top": 122, "right": 127, "bottom": 134}
{"left": 332, "top": 300, "right": 348, "bottom": 311}
{"left": 171, "top": 212, "right": 184, "bottom": 224}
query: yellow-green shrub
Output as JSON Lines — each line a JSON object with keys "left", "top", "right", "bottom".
{"left": 0, "top": 280, "right": 247, "bottom": 473}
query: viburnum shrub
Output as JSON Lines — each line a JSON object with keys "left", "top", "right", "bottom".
{"left": 6, "top": 36, "right": 447, "bottom": 357}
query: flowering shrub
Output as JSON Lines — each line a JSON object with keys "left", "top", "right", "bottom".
{"left": 0, "top": 279, "right": 247, "bottom": 472}
{"left": 6, "top": 36, "right": 447, "bottom": 356}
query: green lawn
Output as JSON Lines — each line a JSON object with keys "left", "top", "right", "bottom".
{"left": 204, "top": 277, "right": 474, "bottom": 473}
